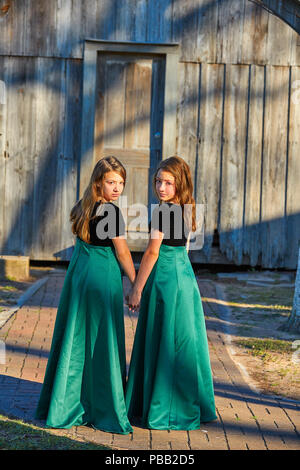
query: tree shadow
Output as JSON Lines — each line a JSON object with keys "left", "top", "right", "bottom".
{"left": 1, "top": 370, "right": 299, "bottom": 450}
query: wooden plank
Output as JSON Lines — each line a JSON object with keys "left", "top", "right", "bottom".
{"left": 79, "top": 46, "right": 97, "bottom": 197}
{"left": 216, "top": 0, "right": 245, "bottom": 64}
{"left": 285, "top": 66, "right": 300, "bottom": 268}
{"left": 115, "top": 0, "right": 136, "bottom": 42}
{"left": 135, "top": 61, "right": 152, "bottom": 150}
{"left": 133, "top": 0, "right": 148, "bottom": 42}
{"left": 146, "top": 0, "right": 172, "bottom": 43}
{"left": 0, "top": 1, "right": 24, "bottom": 56}
{"left": 266, "top": 7, "right": 295, "bottom": 66}
{"left": 0, "top": 4, "right": 10, "bottom": 55}
{"left": 124, "top": 60, "right": 152, "bottom": 149}
{"left": 176, "top": 62, "right": 200, "bottom": 188}
{"left": 149, "top": 56, "right": 165, "bottom": 205}
{"left": 0, "top": 57, "right": 39, "bottom": 257}
{"left": 195, "top": 0, "right": 218, "bottom": 63}
{"left": 163, "top": 52, "right": 179, "bottom": 159}
{"left": 243, "top": 65, "right": 265, "bottom": 266}
{"left": 241, "top": 0, "right": 268, "bottom": 65}
{"left": 123, "top": 58, "right": 152, "bottom": 233}
{"left": 1, "top": 57, "right": 79, "bottom": 261}
{"left": 103, "top": 59, "right": 126, "bottom": 148}
{"left": 102, "top": 149, "right": 150, "bottom": 167}
{"left": 0, "top": 57, "right": 8, "bottom": 252}
{"left": 95, "top": 0, "right": 117, "bottom": 42}
{"left": 17, "top": 59, "right": 38, "bottom": 257}
{"left": 190, "top": 63, "right": 224, "bottom": 264}
{"left": 261, "top": 65, "right": 289, "bottom": 268}
{"left": 32, "top": 58, "right": 65, "bottom": 260}
{"left": 219, "top": 64, "right": 249, "bottom": 265}
{"left": 67, "top": 0, "right": 84, "bottom": 58}
{"left": 0, "top": 61, "right": 7, "bottom": 159}
{"left": 172, "top": 0, "right": 199, "bottom": 62}
{"left": 55, "top": 0, "right": 73, "bottom": 57}
{"left": 57, "top": 59, "right": 82, "bottom": 260}
{"left": 8, "top": 0, "right": 25, "bottom": 55}
{"left": 23, "top": 1, "right": 56, "bottom": 57}
{"left": 2, "top": 57, "right": 27, "bottom": 255}
{"left": 81, "top": 0, "right": 99, "bottom": 39}
{"left": 94, "top": 53, "right": 105, "bottom": 160}
{"left": 95, "top": 55, "right": 152, "bottom": 157}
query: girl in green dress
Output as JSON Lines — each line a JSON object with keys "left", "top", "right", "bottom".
{"left": 125, "top": 155, "right": 217, "bottom": 430}
{"left": 35, "top": 156, "right": 135, "bottom": 434}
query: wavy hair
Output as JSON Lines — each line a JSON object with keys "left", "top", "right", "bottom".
{"left": 70, "top": 156, "right": 126, "bottom": 243}
{"left": 152, "top": 155, "right": 196, "bottom": 232}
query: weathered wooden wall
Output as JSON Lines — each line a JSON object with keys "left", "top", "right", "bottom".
{"left": 177, "top": 62, "right": 300, "bottom": 268}
{"left": 0, "top": 0, "right": 299, "bottom": 268}
{"left": 0, "top": 0, "right": 299, "bottom": 64}
{"left": 0, "top": 57, "right": 82, "bottom": 260}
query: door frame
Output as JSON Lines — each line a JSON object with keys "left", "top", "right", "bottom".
{"left": 79, "top": 39, "right": 180, "bottom": 198}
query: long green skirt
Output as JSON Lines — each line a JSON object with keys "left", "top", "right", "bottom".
{"left": 125, "top": 244, "right": 217, "bottom": 430}
{"left": 35, "top": 237, "right": 133, "bottom": 434}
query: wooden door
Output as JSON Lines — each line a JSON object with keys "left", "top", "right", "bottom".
{"left": 94, "top": 53, "right": 165, "bottom": 250}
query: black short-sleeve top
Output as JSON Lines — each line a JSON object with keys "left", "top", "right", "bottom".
{"left": 77, "top": 201, "right": 126, "bottom": 247}
{"left": 148, "top": 202, "right": 189, "bottom": 246}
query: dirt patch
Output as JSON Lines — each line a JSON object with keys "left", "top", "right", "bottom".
{"left": 0, "top": 266, "right": 55, "bottom": 312}
{"left": 228, "top": 343, "right": 300, "bottom": 401}
{"left": 219, "top": 276, "right": 299, "bottom": 401}
{"left": 197, "top": 270, "right": 300, "bottom": 402}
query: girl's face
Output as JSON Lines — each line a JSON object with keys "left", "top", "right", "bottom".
{"left": 100, "top": 171, "right": 125, "bottom": 202}
{"left": 155, "top": 170, "right": 178, "bottom": 203}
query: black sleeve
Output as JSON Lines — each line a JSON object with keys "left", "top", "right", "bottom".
{"left": 149, "top": 203, "right": 185, "bottom": 243}
{"left": 149, "top": 204, "right": 164, "bottom": 234}
{"left": 114, "top": 204, "right": 126, "bottom": 238}
{"left": 94, "top": 203, "right": 125, "bottom": 240}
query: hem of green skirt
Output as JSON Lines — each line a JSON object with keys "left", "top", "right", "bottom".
{"left": 138, "top": 415, "right": 218, "bottom": 431}
{"left": 200, "top": 414, "right": 218, "bottom": 422}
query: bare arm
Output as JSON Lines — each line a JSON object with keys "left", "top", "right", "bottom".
{"left": 128, "top": 229, "right": 163, "bottom": 310}
{"left": 112, "top": 236, "right": 136, "bottom": 286}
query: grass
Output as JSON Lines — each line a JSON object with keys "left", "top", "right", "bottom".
{"left": 4, "top": 276, "right": 17, "bottom": 282}
{"left": 0, "top": 285, "right": 18, "bottom": 292}
{"left": 0, "top": 414, "right": 112, "bottom": 450}
{"left": 232, "top": 338, "right": 293, "bottom": 355}
{"left": 224, "top": 285, "right": 294, "bottom": 309}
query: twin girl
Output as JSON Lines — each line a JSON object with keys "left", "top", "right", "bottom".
{"left": 35, "top": 155, "right": 217, "bottom": 433}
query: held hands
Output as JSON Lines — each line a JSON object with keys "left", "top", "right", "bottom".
{"left": 126, "top": 287, "right": 141, "bottom": 312}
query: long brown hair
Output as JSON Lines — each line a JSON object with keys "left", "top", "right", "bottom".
{"left": 70, "top": 156, "right": 126, "bottom": 243}
{"left": 153, "top": 156, "right": 196, "bottom": 232}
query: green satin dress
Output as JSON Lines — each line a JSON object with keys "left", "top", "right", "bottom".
{"left": 35, "top": 237, "right": 133, "bottom": 434}
{"left": 125, "top": 244, "right": 217, "bottom": 430}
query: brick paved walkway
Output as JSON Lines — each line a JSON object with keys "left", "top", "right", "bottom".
{"left": 0, "top": 269, "right": 299, "bottom": 450}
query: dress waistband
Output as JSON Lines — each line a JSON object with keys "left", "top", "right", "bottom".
{"left": 76, "top": 236, "right": 115, "bottom": 252}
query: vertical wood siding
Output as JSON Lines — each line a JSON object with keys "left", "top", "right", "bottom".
{"left": 0, "top": 57, "right": 82, "bottom": 260}
{"left": 0, "top": 0, "right": 299, "bottom": 267}
{"left": 175, "top": 61, "right": 300, "bottom": 268}
{"left": 0, "top": 1, "right": 299, "bottom": 65}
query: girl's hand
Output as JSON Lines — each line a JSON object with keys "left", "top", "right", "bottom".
{"left": 127, "top": 288, "right": 141, "bottom": 312}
